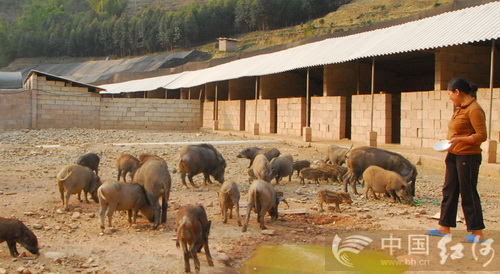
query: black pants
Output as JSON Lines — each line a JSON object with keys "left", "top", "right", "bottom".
{"left": 439, "top": 153, "right": 485, "bottom": 231}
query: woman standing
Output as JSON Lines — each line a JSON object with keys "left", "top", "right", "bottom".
{"left": 426, "top": 77, "right": 487, "bottom": 243}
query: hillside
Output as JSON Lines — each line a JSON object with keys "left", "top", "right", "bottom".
{"left": 2, "top": 0, "right": 452, "bottom": 73}
{"left": 124, "top": 0, "right": 210, "bottom": 14}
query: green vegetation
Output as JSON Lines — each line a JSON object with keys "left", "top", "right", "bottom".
{"left": 0, "top": 0, "right": 347, "bottom": 67}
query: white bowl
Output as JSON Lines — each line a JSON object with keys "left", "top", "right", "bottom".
{"left": 434, "top": 140, "right": 451, "bottom": 152}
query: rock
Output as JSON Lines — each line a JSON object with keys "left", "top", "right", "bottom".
{"left": 217, "top": 253, "right": 230, "bottom": 263}
{"left": 295, "top": 189, "right": 305, "bottom": 195}
{"left": 88, "top": 213, "right": 95, "bottom": 218}
{"left": 44, "top": 252, "right": 66, "bottom": 260}
{"left": 32, "top": 224, "right": 43, "bottom": 230}
{"left": 260, "top": 230, "right": 276, "bottom": 236}
{"left": 71, "top": 212, "right": 81, "bottom": 219}
{"left": 103, "top": 228, "right": 117, "bottom": 235}
{"left": 416, "top": 209, "right": 426, "bottom": 214}
{"left": 206, "top": 201, "right": 213, "bottom": 207}
{"left": 56, "top": 209, "right": 64, "bottom": 214}
{"left": 24, "top": 212, "right": 35, "bottom": 216}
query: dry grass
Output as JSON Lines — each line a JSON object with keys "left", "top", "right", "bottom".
{"left": 210, "top": 0, "right": 452, "bottom": 58}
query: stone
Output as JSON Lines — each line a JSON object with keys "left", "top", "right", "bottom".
{"left": 103, "top": 228, "right": 117, "bottom": 235}
{"left": 24, "top": 212, "right": 35, "bottom": 216}
{"left": 44, "top": 252, "right": 66, "bottom": 260}
{"left": 217, "top": 253, "right": 230, "bottom": 263}
{"left": 416, "top": 209, "right": 426, "bottom": 214}
{"left": 71, "top": 212, "right": 81, "bottom": 219}
{"left": 260, "top": 230, "right": 276, "bottom": 236}
{"left": 32, "top": 224, "right": 43, "bottom": 230}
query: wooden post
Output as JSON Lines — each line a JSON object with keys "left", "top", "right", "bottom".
{"left": 369, "top": 57, "right": 377, "bottom": 147}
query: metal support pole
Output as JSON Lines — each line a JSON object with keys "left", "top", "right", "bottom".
{"left": 306, "top": 67, "right": 310, "bottom": 127}
{"left": 488, "top": 39, "right": 495, "bottom": 139}
{"left": 254, "top": 77, "right": 258, "bottom": 123}
{"left": 368, "top": 57, "right": 377, "bottom": 147}
{"left": 370, "top": 58, "right": 375, "bottom": 132}
{"left": 215, "top": 84, "right": 218, "bottom": 121}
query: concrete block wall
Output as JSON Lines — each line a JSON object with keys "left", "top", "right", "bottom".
{"left": 400, "top": 91, "right": 451, "bottom": 148}
{"left": 277, "top": 97, "right": 306, "bottom": 136}
{"left": 35, "top": 75, "right": 101, "bottom": 129}
{"left": 245, "top": 99, "right": 277, "bottom": 134}
{"left": 351, "top": 94, "right": 392, "bottom": 144}
{"left": 101, "top": 98, "right": 201, "bottom": 130}
{"left": 0, "top": 89, "right": 32, "bottom": 129}
{"left": 435, "top": 45, "right": 495, "bottom": 90}
{"left": 218, "top": 100, "right": 244, "bottom": 131}
{"left": 310, "top": 96, "right": 346, "bottom": 140}
{"left": 401, "top": 88, "right": 499, "bottom": 156}
{"left": 203, "top": 101, "right": 214, "bottom": 128}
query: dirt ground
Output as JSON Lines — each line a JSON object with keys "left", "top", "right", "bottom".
{"left": 0, "top": 129, "right": 499, "bottom": 273}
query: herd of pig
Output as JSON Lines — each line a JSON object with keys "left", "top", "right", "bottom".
{"left": 0, "top": 143, "right": 418, "bottom": 273}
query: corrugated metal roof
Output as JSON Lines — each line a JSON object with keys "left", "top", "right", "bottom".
{"left": 100, "top": 1, "right": 500, "bottom": 94}
{"left": 26, "top": 70, "right": 104, "bottom": 92}
{"left": 0, "top": 72, "right": 23, "bottom": 89}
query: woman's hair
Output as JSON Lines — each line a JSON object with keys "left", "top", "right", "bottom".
{"left": 447, "top": 77, "right": 478, "bottom": 98}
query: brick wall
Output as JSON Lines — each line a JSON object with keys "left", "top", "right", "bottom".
{"left": 0, "top": 89, "right": 32, "bottom": 129}
{"left": 245, "top": 99, "right": 277, "bottom": 134}
{"left": 217, "top": 100, "right": 245, "bottom": 131}
{"left": 402, "top": 89, "right": 500, "bottom": 153}
{"left": 101, "top": 98, "right": 201, "bottom": 130}
{"left": 34, "top": 76, "right": 101, "bottom": 129}
{"left": 351, "top": 94, "right": 392, "bottom": 144}
{"left": 203, "top": 101, "right": 214, "bottom": 128}
{"left": 277, "top": 97, "right": 306, "bottom": 136}
{"left": 435, "top": 45, "right": 495, "bottom": 90}
{"left": 310, "top": 96, "right": 346, "bottom": 140}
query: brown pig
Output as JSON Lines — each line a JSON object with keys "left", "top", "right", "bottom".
{"left": 249, "top": 154, "right": 272, "bottom": 183}
{"left": 57, "top": 164, "right": 102, "bottom": 211}
{"left": 0, "top": 217, "right": 39, "bottom": 257}
{"left": 133, "top": 154, "right": 171, "bottom": 229}
{"left": 176, "top": 205, "right": 214, "bottom": 273}
{"left": 317, "top": 189, "right": 352, "bottom": 212}
{"left": 362, "top": 165, "right": 413, "bottom": 204}
{"left": 216, "top": 181, "right": 242, "bottom": 226}
{"left": 116, "top": 153, "right": 140, "bottom": 182}
{"left": 98, "top": 181, "right": 155, "bottom": 228}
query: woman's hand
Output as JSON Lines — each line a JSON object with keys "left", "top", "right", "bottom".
{"left": 449, "top": 136, "right": 475, "bottom": 150}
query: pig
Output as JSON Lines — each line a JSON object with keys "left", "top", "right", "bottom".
{"left": 76, "top": 153, "right": 100, "bottom": 175}
{"left": 344, "top": 146, "right": 417, "bottom": 195}
{"left": 97, "top": 181, "right": 155, "bottom": 228}
{"left": 249, "top": 154, "right": 272, "bottom": 183}
{"left": 299, "top": 167, "right": 329, "bottom": 185}
{"left": 56, "top": 164, "right": 102, "bottom": 211}
{"left": 237, "top": 147, "right": 281, "bottom": 167}
{"left": 317, "top": 190, "right": 352, "bottom": 212}
{"left": 0, "top": 217, "right": 39, "bottom": 257}
{"left": 318, "top": 163, "right": 346, "bottom": 183}
{"left": 216, "top": 181, "right": 242, "bottom": 226}
{"left": 116, "top": 153, "right": 140, "bottom": 182}
{"left": 325, "top": 144, "right": 352, "bottom": 166}
{"left": 242, "top": 180, "right": 287, "bottom": 232}
{"left": 178, "top": 144, "right": 226, "bottom": 187}
{"left": 270, "top": 153, "right": 293, "bottom": 184}
{"left": 362, "top": 165, "right": 413, "bottom": 204}
{"left": 176, "top": 205, "right": 214, "bottom": 273}
{"left": 292, "top": 160, "right": 310, "bottom": 179}
{"left": 133, "top": 154, "right": 171, "bottom": 229}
